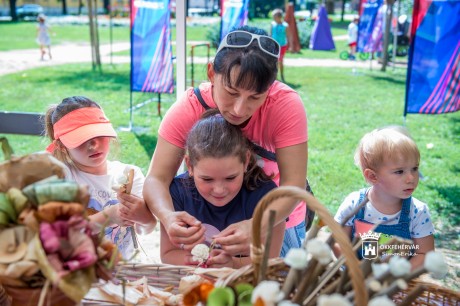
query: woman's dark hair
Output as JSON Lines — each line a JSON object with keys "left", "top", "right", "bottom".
{"left": 186, "top": 109, "right": 272, "bottom": 190}
{"left": 213, "top": 26, "right": 278, "bottom": 94}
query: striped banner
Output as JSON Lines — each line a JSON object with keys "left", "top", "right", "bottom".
{"left": 220, "top": 0, "right": 249, "bottom": 41}
{"left": 405, "top": 0, "right": 460, "bottom": 114}
{"left": 131, "top": 0, "right": 174, "bottom": 93}
{"left": 357, "top": 0, "right": 383, "bottom": 53}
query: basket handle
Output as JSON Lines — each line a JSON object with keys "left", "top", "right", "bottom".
{"left": 251, "top": 186, "right": 368, "bottom": 306}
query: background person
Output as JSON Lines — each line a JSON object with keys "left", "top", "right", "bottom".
{"left": 161, "top": 110, "right": 284, "bottom": 268}
{"left": 36, "top": 13, "right": 53, "bottom": 61}
{"left": 44, "top": 96, "right": 156, "bottom": 260}
{"left": 144, "top": 26, "right": 309, "bottom": 258}
{"left": 334, "top": 126, "right": 434, "bottom": 269}
{"left": 270, "top": 8, "right": 290, "bottom": 82}
{"left": 347, "top": 17, "right": 359, "bottom": 60}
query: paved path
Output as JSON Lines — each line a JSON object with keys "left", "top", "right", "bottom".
{"left": 0, "top": 41, "right": 384, "bottom": 76}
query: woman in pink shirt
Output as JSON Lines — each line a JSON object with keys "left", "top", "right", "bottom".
{"left": 144, "top": 26, "right": 309, "bottom": 257}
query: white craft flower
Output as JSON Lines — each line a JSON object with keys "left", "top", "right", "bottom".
{"left": 317, "top": 293, "right": 353, "bottom": 306}
{"left": 284, "top": 248, "right": 308, "bottom": 269}
{"left": 191, "top": 244, "right": 209, "bottom": 264}
{"left": 389, "top": 256, "right": 411, "bottom": 277}
{"left": 251, "top": 280, "right": 284, "bottom": 306}
{"left": 306, "top": 238, "right": 333, "bottom": 265}
{"left": 111, "top": 168, "right": 130, "bottom": 191}
{"left": 368, "top": 295, "right": 396, "bottom": 306}
{"left": 424, "top": 251, "right": 448, "bottom": 279}
{"left": 371, "top": 262, "right": 389, "bottom": 278}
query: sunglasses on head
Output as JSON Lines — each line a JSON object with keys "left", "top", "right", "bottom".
{"left": 216, "top": 31, "right": 280, "bottom": 59}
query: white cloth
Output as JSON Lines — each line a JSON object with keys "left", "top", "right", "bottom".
{"left": 65, "top": 161, "right": 145, "bottom": 259}
{"left": 334, "top": 191, "right": 435, "bottom": 238}
{"left": 37, "top": 22, "right": 51, "bottom": 46}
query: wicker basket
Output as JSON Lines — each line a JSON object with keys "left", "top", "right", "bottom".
{"left": 392, "top": 280, "right": 460, "bottom": 306}
{"left": 1, "top": 284, "right": 76, "bottom": 306}
{"left": 215, "top": 186, "right": 368, "bottom": 306}
{"left": 115, "top": 263, "right": 196, "bottom": 293}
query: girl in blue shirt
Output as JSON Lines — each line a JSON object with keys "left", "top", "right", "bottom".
{"left": 160, "top": 109, "right": 285, "bottom": 268}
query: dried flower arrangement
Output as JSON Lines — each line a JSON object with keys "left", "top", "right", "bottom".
{"left": 0, "top": 153, "right": 119, "bottom": 306}
{"left": 177, "top": 187, "right": 457, "bottom": 306}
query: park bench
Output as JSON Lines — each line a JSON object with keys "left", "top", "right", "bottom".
{"left": 0, "top": 111, "right": 44, "bottom": 159}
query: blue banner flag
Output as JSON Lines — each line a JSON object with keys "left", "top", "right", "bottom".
{"left": 220, "top": 0, "right": 249, "bottom": 41}
{"left": 131, "top": 0, "right": 174, "bottom": 93}
{"left": 405, "top": 0, "right": 460, "bottom": 114}
{"left": 357, "top": 0, "right": 383, "bottom": 53}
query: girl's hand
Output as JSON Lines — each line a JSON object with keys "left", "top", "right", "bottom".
{"left": 117, "top": 192, "right": 154, "bottom": 226}
{"left": 206, "top": 249, "right": 233, "bottom": 268}
{"left": 213, "top": 220, "right": 252, "bottom": 256}
{"left": 165, "top": 212, "right": 206, "bottom": 250}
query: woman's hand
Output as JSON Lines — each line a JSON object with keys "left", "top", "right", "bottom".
{"left": 165, "top": 211, "right": 206, "bottom": 250}
{"left": 213, "top": 220, "right": 252, "bottom": 256}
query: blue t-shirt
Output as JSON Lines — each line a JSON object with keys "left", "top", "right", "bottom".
{"left": 170, "top": 172, "right": 277, "bottom": 243}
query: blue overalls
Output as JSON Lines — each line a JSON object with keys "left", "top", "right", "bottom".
{"left": 351, "top": 188, "right": 412, "bottom": 259}
{"left": 352, "top": 188, "right": 412, "bottom": 240}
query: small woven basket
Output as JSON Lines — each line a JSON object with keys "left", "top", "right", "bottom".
{"left": 215, "top": 186, "right": 368, "bottom": 306}
{"left": 392, "top": 280, "right": 460, "bottom": 305}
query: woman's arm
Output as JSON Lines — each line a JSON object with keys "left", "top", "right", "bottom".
{"left": 143, "top": 137, "right": 205, "bottom": 248}
{"left": 270, "top": 141, "right": 309, "bottom": 224}
{"left": 410, "top": 235, "right": 435, "bottom": 270}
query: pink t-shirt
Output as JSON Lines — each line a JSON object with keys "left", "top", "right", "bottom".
{"left": 159, "top": 81, "right": 308, "bottom": 228}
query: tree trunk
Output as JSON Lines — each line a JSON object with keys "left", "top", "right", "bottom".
{"left": 341, "top": 0, "right": 346, "bottom": 22}
{"left": 381, "top": 0, "right": 395, "bottom": 71}
{"left": 87, "top": 0, "right": 100, "bottom": 71}
{"left": 9, "top": 0, "right": 18, "bottom": 22}
{"left": 325, "top": 0, "right": 335, "bottom": 15}
{"left": 62, "top": 0, "right": 68, "bottom": 15}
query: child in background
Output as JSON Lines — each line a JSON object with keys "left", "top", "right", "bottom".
{"left": 160, "top": 109, "right": 285, "bottom": 268}
{"left": 347, "top": 17, "right": 359, "bottom": 60}
{"left": 270, "top": 8, "right": 289, "bottom": 82}
{"left": 334, "top": 126, "right": 434, "bottom": 269}
{"left": 36, "top": 13, "right": 53, "bottom": 61}
{"left": 44, "top": 96, "right": 156, "bottom": 260}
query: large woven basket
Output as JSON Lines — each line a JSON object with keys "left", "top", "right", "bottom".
{"left": 115, "top": 263, "right": 196, "bottom": 293}
{"left": 215, "top": 186, "right": 368, "bottom": 306}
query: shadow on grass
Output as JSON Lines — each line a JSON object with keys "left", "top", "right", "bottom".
{"left": 33, "top": 66, "right": 130, "bottom": 92}
{"left": 134, "top": 133, "right": 157, "bottom": 159}
{"left": 450, "top": 117, "right": 460, "bottom": 136}
{"left": 367, "top": 74, "right": 407, "bottom": 85}
{"left": 429, "top": 184, "right": 460, "bottom": 226}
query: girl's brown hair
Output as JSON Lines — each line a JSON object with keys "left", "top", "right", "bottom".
{"left": 186, "top": 109, "right": 272, "bottom": 190}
